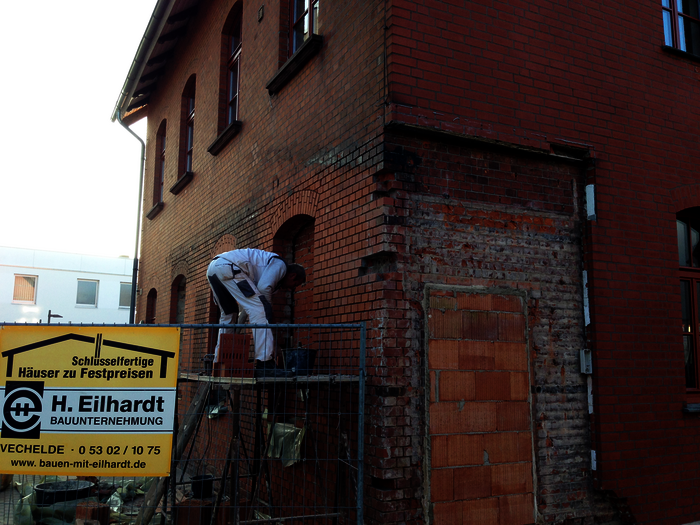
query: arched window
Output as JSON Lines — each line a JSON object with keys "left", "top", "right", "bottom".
{"left": 272, "top": 214, "right": 315, "bottom": 342}
{"left": 678, "top": 207, "right": 700, "bottom": 389}
{"left": 208, "top": 3, "right": 243, "bottom": 156}
{"left": 170, "top": 275, "right": 187, "bottom": 324}
{"left": 181, "top": 76, "right": 196, "bottom": 175}
{"left": 146, "top": 289, "right": 158, "bottom": 324}
{"left": 221, "top": 4, "right": 242, "bottom": 131}
{"left": 155, "top": 120, "right": 166, "bottom": 205}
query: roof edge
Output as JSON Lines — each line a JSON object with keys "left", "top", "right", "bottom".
{"left": 111, "top": 0, "right": 178, "bottom": 122}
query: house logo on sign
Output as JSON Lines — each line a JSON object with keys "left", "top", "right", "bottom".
{"left": 2, "top": 381, "right": 44, "bottom": 439}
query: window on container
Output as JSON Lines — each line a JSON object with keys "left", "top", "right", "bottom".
{"left": 180, "top": 76, "right": 196, "bottom": 175}
{"left": 154, "top": 120, "right": 167, "bottom": 205}
{"left": 677, "top": 208, "right": 700, "bottom": 390}
{"left": 76, "top": 280, "right": 98, "bottom": 307}
{"left": 663, "top": 0, "right": 700, "bottom": 56}
{"left": 13, "top": 275, "right": 37, "bottom": 304}
{"left": 119, "top": 283, "right": 132, "bottom": 309}
{"left": 291, "top": 0, "right": 319, "bottom": 54}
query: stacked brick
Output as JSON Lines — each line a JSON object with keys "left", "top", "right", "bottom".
{"left": 428, "top": 290, "right": 534, "bottom": 524}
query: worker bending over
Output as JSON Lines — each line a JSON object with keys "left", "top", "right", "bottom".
{"left": 206, "top": 248, "right": 305, "bottom": 376}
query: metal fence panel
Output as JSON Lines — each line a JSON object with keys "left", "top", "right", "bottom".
{"left": 0, "top": 323, "right": 364, "bottom": 525}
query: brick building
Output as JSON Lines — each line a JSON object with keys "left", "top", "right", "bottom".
{"left": 112, "top": 0, "right": 700, "bottom": 523}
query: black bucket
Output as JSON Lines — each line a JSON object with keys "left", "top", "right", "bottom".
{"left": 285, "top": 347, "right": 317, "bottom": 375}
{"left": 191, "top": 474, "right": 214, "bottom": 499}
{"left": 34, "top": 480, "right": 94, "bottom": 506}
{"left": 202, "top": 354, "right": 215, "bottom": 376}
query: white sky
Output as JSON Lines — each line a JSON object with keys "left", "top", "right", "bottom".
{"left": 0, "top": 1, "right": 157, "bottom": 258}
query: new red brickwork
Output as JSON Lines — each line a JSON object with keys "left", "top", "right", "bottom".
{"left": 429, "top": 291, "right": 535, "bottom": 525}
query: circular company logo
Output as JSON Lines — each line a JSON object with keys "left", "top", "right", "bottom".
{"left": 2, "top": 384, "right": 43, "bottom": 438}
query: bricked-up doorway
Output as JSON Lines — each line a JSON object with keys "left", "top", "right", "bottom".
{"left": 272, "top": 214, "right": 315, "bottom": 347}
{"left": 426, "top": 287, "right": 535, "bottom": 525}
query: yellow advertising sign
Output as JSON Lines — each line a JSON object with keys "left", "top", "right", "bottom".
{"left": 0, "top": 326, "right": 180, "bottom": 476}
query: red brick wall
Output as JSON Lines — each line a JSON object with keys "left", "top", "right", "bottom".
{"left": 374, "top": 131, "right": 602, "bottom": 523}
{"left": 384, "top": 0, "right": 700, "bottom": 523}
{"left": 127, "top": 0, "right": 700, "bottom": 522}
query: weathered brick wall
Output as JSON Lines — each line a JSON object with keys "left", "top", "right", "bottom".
{"left": 384, "top": 0, "right": 700, "bottom": 522}
{"left": 136, "top": 0, "right": 387, "bottom": 329}
{"left": 132, "top": 0, "right": 397, "bottom": 521}
{"left": 374, "top": 130, "right": 607, "bottom": 524}
{"left": 127, "top": 0, "right": 700, "bottom": 522}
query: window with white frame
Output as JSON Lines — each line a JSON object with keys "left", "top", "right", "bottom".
{"left": 225, "top": 7, "right": 242, "bottom": 126}
{"left": 13, "top": 275, "right": 37, "bottom": 304}
{"left": 291, "top": 0, "right": 320, "bottom": 55}
{"left": 678, "top": 208, "right": 700, "bottom": 396}
{"left": 119, "top": 283, "right": 132, "bottom": 309}
{"left": 76, "top": 280, "right": 99, "bottom": 307}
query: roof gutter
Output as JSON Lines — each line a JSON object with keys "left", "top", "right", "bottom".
{"left": 110, "top": 0, "right": 177, "bottom": 122}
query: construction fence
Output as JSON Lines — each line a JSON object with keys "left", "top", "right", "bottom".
{"left": 0, "top": 322, "right": 365, "bottom": 525}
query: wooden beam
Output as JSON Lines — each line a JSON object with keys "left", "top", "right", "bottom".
{"left": 135, "top": 381, "right": 211, "bottom": 525}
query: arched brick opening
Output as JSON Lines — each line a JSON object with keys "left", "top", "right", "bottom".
{"left": 170, "top": 275, "right": 187, "bottom": 324}
{"left": 272, "top": 214, "right": 315, "bottom": 347}
{"left": 146, "top": 288, "right": 158, "bottom": 324}
{"left": 211, "top": 233, "right": 236, "bottom": 258}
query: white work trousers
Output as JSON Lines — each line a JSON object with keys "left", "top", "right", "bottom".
{"left": 207, "top": 257, "right": 284, "bottom": 362}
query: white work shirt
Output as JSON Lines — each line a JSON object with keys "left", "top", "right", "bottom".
{"left": 214, "top": 248, "right": 287, "bottom": 302}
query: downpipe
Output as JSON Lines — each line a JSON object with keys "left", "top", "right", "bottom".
{"left": 115, "top": 108, "right": 146, "bottom": 324}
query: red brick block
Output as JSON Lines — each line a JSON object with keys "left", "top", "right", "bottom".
{"left": 493, "top": 342, "right": 528, "bottom": 371}
{"left": 517, "top": 432, "right": 533, "bottom": 462}
{"left": 432, "top": 435, "right": 449, "bottom": 468}
{"left": 459, "top": 341, "right": 496, "bottom": 370}
{"left": 499, "top": 493, "right": 535, "bottom": 525}
{"left": 429, "top": 402, "right": 497, "bottom": 433}
{"left": 440, "top": 370, "right": 476, "bottom": 401}
{"left": 463, "top": 497, "right": 500, "bottom": 525}
{"left": 429, "top": 310, "right": 462, "bottom": 339}
{"left": 433, "top": 501, "right": 463, "bottom": 524}
{"left": 454, "top": 466, "right": 492, "bottom": 499}
{"left": 498, "top": 313, "right": 526, "bottom": 342}
{"left": 75, "top": 502, "right": 110, "bottom": 524}
{"left": 509, "top": 372, "right": 529, "bottom": 401}
{"left": 431, "top": 468, "right": 454, "bottom": 502}
{"left": 497, "top": 402, "right": 530, "bottom": 431}
{"left": 464, "top": 311, "right": 499, "bottom": 340}
{"left": 492, "top": 294, "right": 523, "bottom": 313}
{"left": 429, "top": 339, "right": 460, "bottom": 370}
{"left": 457, "top": 293, "right": 492, "bottom": 311}
{"left": 475, "top": 371, "right": 511, "bottom": 401}
{"left": 430, "top": 295, "right": 458, "bottom": 310}
{"left": 491, "top": 462, "right": 533, "bottom": 496}
{"left": 483, "top": 432, "right": 519, "bottom": 464}
{"left": 447, "top": 433, "right": 484, "bottom": 467}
